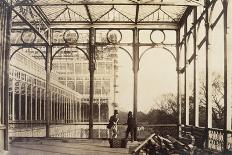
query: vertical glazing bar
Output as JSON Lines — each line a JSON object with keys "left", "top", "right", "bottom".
{"left": 61, "top": 95, "right": 63, "bottom": 121}
{"left": 67, "top": 96, "right": 70, "bottom": 123}
{"left": 30, "top": 84, "right": 32, "bottom": 121}
{"left": 70, "top": 98, "right": 72, "bottom": 122}
{"left": 66, "top": 98, "right": 67, "bottom": 122}
{"left": 58, "top": 95, "right": 62, "bottom": 122}
{"left": 133, "top": 27, "right": 139, "bottom": 140}
{"left": 69, "top": 98, "right": 71, "bottom": 122}
{"left": 35, "top": 86, "right": 37, "bottom": 121}
{"left": 69, "top": 99, "right": 70, "bottom": 122}
{"left": 56, "top": 94, "right": 58, "bottom": 122}
{"left": 57, "top": 94, "right": 59, "bottom": 121}
{"left": 50, "top": 92, "right": 52, "bottom": 122}
{"left": 52, "top": 93, "right": 54, "bottom": 121}
{"left": 82, "top": 103, "right": 84, "bottom": 122}
{"left": 61, "top": 96, "right": 63, "bottom": 121}
{"left": 54, "top": 94, "right": 56, "bottom": 122}
{"left": 76, "top": 100, "right": 78, "bottom": 122}
{"left": 19, "top": 83, "right": 21, "bottom": 120}
{"left": 56, "top": 94, "right": 58, "bottom": 121}
{"left": 59, "top": 95, "right": 61, "bottom": 121}
{"left": 54, "top": 92, "right": 58, "bottom": 121}
{"left": 64, "top": 98, "right": 66, "bottom": 122}
{"left": 71, "top": 98, "right": 75, "bottom": 122}
{"left": 12, "top": 79, "right": 15, "bottom": 121}
{"left": 25, "top": 84, "right": 28, "bottom": 120}
{"left": 67, "top": 98, "right": 69, "bottom": 123}
{"left": 98, "top": 99, "right": 100, "bottom": 122}
{"left": 73, "top": 98, "right": 75, "bottom": 122}
{"left": 60, "top": 95, "right": 62, "bottom": 121}
{"left": 72, "top": 99, "right": 73, "bottom": 122}
{"left": 76, "top": 100, "right": 79, "bottom": 122}
{"left": 79, "top": 101, "right": 81, "bottom": 122}
{"left": 44, "top": 90, "right": 46, "bottom": 121}
{"left": 64, "top": 97, "right": 66, "bottom": 122}
{"left": 65, "top": 97, "right": 66, "bottom": 122}
{"left": 39, "top": 88, "right": 41, "bottom": 120}
{"left": 73, "top": 100, "right": 75, "bottom": 122}
{"left": 64, "top": 96, "right": 65, "bottom": 122}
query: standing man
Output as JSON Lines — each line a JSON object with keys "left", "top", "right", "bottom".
{"left": 125, "top": 111, "right": 135, "bottom": 142}
{"left": 108, "top": 109, "right": 119, "bottom": 138}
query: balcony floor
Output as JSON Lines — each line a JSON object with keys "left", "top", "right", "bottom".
{"left": 3, "top": 139, "right": 133, "bottom": 155}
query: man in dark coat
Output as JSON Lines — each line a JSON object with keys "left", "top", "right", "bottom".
{"left": 125, "top": 111, "right": 135, "bottom": 142}
{"left": 109, "top": 109, "right": 119, "bottom": 138}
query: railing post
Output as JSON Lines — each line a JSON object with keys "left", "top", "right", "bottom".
{"left": 89, "top": 27, "right": 95, "bottom": 139}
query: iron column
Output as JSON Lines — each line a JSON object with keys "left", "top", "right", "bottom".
{"left": 89, "top": 27, "right": 95, "bottom": 139}
{"left": 133, "top": 27, "right": 139, "bottom": 140}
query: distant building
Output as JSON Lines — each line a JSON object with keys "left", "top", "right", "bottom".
{"left": 52, "top": 32, "right": 119, "bottom": 122}
{"left": 9, "top": 32, "right": 119, "bottom": 123}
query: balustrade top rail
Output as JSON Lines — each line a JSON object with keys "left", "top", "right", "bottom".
{"left": 9, "top": 123, "right": 179, "bottom": 139}
{"left": 9, "top": 122, "right": 178, "bottom": 126}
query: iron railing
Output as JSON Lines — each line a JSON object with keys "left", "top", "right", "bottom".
{"left": 9, "top": 122, "right": 178, "bottom": 140}
{"left": 181, "top": 125, "right": 232, "bottom": 152}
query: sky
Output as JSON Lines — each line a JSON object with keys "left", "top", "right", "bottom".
{"left": 115, "top": 30, "right": 178, "bottom": 113}
{"left": 115, "top": 13, "right": 225, "bottom": 113}
{"left": 117, "top": 46, "right": 177, "bottom": 113}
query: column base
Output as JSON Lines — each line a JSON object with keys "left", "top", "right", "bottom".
{"left": 0, "top": 125, "right": 6, "bottom": 151}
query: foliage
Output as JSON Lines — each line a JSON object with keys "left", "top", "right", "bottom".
{"left": 144, "top": 93, "right": 178, "bottom": 124}
{"left": 118, "top": 72, "right": 224, "bottom": 129}
{"left": 118, "top": 110, "right": 147, "bottom": 124}
{"left": 126, "top": 72, "right": 224, "bottom": 129}
{"left": 198, "top": 72, "right": 224, "bottom": 128}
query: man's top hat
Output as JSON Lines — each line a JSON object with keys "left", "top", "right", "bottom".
{"left": 114, "top": 109, "right": 118, "bottom": 115}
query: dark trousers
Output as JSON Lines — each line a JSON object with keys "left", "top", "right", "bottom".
{"left": 126, "top": 127, "right": 134, "bottom": 141}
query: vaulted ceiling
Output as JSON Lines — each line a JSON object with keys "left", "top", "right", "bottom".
{"left": 10, "top": 0, "right": 203, "bottom": 26}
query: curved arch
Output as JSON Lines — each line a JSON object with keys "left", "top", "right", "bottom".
{"left": 139, "top": 46, "right": 176, "bottom": 64}
{"left": 51, "top": 46, "right": 89, "bottom": 63}
{"left": 100, "top": 103, "right": 109, "bottom": 122}
{"left": 10, "top": 46, "right": 46, "bottom": 61}
{"left": 118, "top": 46, "right": 133, "bottom": 61}
{"left": 93, "top": 103, "right": 99, "bottom": 122}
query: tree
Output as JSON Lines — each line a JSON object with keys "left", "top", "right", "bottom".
{"left": 144, "top": 72, "right": 224, "bottom": 128}
{"left": 117, "top": 72, "right": 224, "bottom": 128}
{"left": 118, "top": 110, "right": 147, "bottom": 124}
{"left": 146, "top": 93, "right": 178, "bottom": 124}
{"left": 198, "top": 72, "right": 224, "bottom": 128}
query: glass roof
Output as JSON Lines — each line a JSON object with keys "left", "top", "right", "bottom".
{"left": 10, "top": 0, "right": 202, "bottom": 25}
